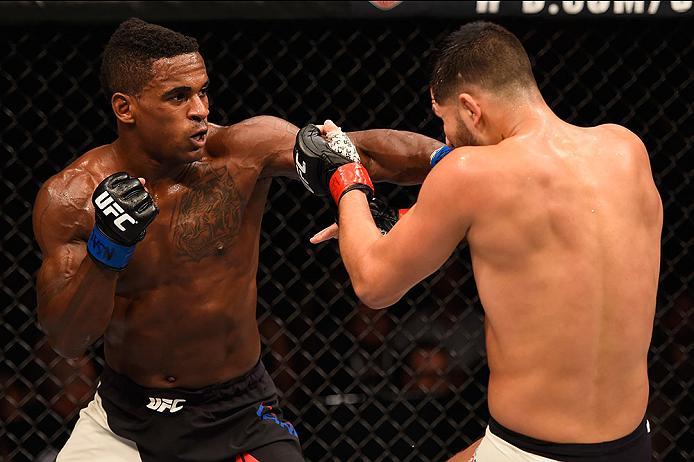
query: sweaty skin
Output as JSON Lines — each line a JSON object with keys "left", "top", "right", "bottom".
{"left": 33, "top": 52, "right": 440, "bottom": 389}
{"left": 338, "top": 119, "right": 662, "bottom": 443}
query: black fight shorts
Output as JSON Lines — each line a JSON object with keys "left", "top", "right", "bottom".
{"left": 97, "top": 360, "right": 303, "bottom": 462}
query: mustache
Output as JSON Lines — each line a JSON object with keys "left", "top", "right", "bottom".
{"left": 190, "top": 123, "right": 208, "bottom": 136}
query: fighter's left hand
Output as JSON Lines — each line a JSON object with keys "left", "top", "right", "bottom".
{"left": 293, "top": 120, "right": 374, "bottom": 204}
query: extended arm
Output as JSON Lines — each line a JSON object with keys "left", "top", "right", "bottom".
{"left": 257, "top": 116, "right": 443, "bottom": 184}
{"left": 347, "top": 128, "right": 443, "bottom": 184}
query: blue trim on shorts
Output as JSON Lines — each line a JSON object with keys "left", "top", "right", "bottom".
{"left": 257, "top": 403, "right": 299, "bottom": 438}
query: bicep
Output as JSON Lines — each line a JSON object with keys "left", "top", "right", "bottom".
{"left": 33, "top": 183, "right": 91, "bottom": 305}
{"left": 254, "top": 116, "right": 300, "bottom": 179}
{"left": 37, "top": 241, "right": 88, "bottom": 307}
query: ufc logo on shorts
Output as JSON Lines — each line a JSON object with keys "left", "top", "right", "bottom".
{"left": 94, "top": 191, "right": 138, "bottom": 231}
{"left": 146, "top": 397, "right": 186, "bottom": 413}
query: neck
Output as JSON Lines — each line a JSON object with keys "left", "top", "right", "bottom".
{"left": 489, "top": 91, "right": 560, "bottom": 143}
{"left": 111, "top": 136, "right": 191, "bottom": 184}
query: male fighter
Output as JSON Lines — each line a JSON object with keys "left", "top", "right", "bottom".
{"left": 33, "top": 18, "right": 440, "bottom": 462}
{"left": 296, "top": 21, "right": 661, "bottom": 461}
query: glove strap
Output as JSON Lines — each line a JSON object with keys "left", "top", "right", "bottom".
{"left": 87, "top": 226, "right": 136, "bottom": 271}
{"left": 430, "top": 145, "right": 453, "bottom": 167}
{"left": 329, "top": 163, "right": 374, "bottom": 204}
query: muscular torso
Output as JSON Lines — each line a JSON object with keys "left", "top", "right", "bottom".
{"left": 465, "top": 124, "right": 661, "bottom": 442}
{"left": 53, "top": 125, "right": 275, "bottom": 388}
{"left": 109, "top": 158, "right": 269, "bottom": 388}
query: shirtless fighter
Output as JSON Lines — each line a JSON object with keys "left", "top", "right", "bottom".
{"left": 295, "top": 21, "right": 662, "bottom": 461}
{"left": 33, "top": 18, "right": 440, "bottom": 462}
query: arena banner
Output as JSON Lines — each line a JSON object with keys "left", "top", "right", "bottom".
{"left": 1, "top": 0, "right": 692, "bottom": 23}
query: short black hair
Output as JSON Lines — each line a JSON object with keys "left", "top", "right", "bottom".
{"left": 100, "top": 18, "right": 199, "bottom": 96}
{"left": 431, "top": 21, "right": 536, "bottom": 102}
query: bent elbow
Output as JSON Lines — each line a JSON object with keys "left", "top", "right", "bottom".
{"left": 37, "top": 305, "right": 88, "bottom": 360}
{"left": 39, "top": 322, "right": 88, "bottom": 360}
{"left": 49, "top": 335, "right": 87, "bottom": 360}
{"left": 353, "top": 280, "right": 400, "bottom": 310}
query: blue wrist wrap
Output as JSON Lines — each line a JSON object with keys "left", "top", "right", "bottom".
{"left": 430, "top": 145, "right": 453, "bottom": 167}
{"left": 87, "top": 226, "right": 136, "bottom": 271}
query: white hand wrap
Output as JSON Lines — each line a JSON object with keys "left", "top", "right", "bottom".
{"left": 326, "top": 129, "right": 361, "bottom": 163}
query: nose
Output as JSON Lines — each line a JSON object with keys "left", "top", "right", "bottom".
{"left": 188, "top": 94, "right": 209, "bottom": 123}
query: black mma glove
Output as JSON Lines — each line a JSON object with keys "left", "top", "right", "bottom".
{"left": 294, "top": 124, "right": 374, "bottom": 204}
{"left": 370, "top": 197, "right": 409, "bottom": 235}
{"left": 87, "top": 172, "right": 158, "bottom": 271}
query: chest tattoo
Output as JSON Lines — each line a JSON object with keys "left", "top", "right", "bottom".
{"left": 171, "top": 164, "right": 243, "bottom": 261}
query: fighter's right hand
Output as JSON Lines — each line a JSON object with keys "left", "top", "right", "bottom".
{"left": 87, "top": 172, "right": 158, "bottom": 271}
{"left": 369, "top": 197, "right": 407, "bottom": 235}
{"left": 309, "top": 198, "right": 408, "bottom": 244}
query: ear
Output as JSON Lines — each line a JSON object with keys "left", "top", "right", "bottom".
{"left": 111, "top": 92, "right": 136, "bottom": 125}
{"left": 457, "top": 93, "right": 482, "bottom": 127}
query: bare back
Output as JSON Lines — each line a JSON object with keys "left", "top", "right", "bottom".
{"left": 466, "top": 123, "right": 662, "bottom": 442}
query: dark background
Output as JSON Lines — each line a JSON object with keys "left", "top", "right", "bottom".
{"left": 1, "top": 6, "right": 692, "bottom": 462}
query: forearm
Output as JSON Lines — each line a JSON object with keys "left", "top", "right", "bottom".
{"left": 347, "top": 129, "right": 442, "bottom": 185}
{"left": 38, "top": 257, "right": 118, "bottom": 359}
{"left": 338, "top": 191, "right": 396, "bottom": 309}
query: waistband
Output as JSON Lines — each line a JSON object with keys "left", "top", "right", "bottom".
{"left": 488, "top": 415, "right": 650, "bottom": 460}
{"left": 99, "top": 360, "right": 268, "bottom": 405}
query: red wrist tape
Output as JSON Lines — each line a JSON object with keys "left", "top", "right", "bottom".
{"left": 329, "top": 163, "right": 374, "bottom": 204}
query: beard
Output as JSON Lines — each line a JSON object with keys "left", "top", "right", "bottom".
{"left": 452, "top": 120, "right": 483, "bottom": 147}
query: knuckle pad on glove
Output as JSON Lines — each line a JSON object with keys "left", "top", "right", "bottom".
{"left": 294, "top": 124, "right": 333, "bottom": 196}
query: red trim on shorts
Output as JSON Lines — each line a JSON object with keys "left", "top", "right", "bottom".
{"left": 236, "top": 454, "right": 261, "bottom": 462}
